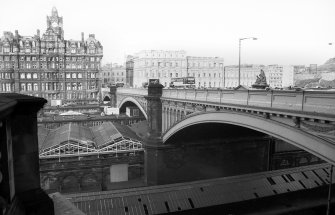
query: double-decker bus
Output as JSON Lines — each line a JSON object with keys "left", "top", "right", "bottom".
{"left": 169, "top": 77, "right": 195, "bottom": 88}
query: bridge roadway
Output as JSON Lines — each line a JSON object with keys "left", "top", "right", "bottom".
{"left": 66, "top": 163, "right": 335, "bottom": 215}
{"left": 116, "top": 87, "right": 335, "bottom": 164}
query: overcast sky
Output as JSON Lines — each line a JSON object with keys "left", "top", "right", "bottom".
{"left": 1, "top": 0, "right": 334, "bottom": 66}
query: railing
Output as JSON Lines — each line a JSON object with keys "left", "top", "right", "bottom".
{"left": 116, "top": 88, "right": 335, "bottom": 115}
{"left": 117, "top": 87, "right": 148, "bottom": 96}
{"left": 162, "top": 89, "right": 335, "bottom": 115}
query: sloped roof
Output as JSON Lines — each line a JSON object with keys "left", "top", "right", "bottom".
{"left": 39, "top": 123, "right": 94, "bottom": 151}
{"left": 113, "top": 122, "right": 142, "bottom": 142}
{"left": 91, "top": 122, "right": 123, "bottom": 147}
{"left": 129, "top": 121, "right": 149, "bottom": 140}
{"left": 38, "top": 126, "right": 50, "bottom": 150}
{"left": 39, "top": 122, "right": 142, "bottom": 151}
{"left": 91, "top": 122, "right": 142, "bottom": 148}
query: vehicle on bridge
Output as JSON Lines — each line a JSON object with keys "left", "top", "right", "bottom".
{"left": 169, "top": 77, "right": 196, "bottom": 88}
{"left": 115, "top": 82, "right": 125, "bottom": 87}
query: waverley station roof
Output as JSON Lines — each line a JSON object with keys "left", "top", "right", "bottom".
{"left": 38, "top": 122, "right": 143, "bottom": 158}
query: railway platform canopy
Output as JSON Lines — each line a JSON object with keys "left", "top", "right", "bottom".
{"left": 38, "top": 121, "right": 143, "bottom": 158}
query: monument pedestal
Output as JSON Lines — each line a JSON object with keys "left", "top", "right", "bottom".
{"left": 251, "top": 84, "right": 269, "bottom": 89}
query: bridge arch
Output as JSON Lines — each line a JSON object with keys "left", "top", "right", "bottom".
{"left": 103, "top": 95, "right": 111, "bottom": 102}
{"left": 163, "top": 111, "right": 335, "bottom": 164}
{"left": 118, "top": 97, "right": 148, "bottom": 119}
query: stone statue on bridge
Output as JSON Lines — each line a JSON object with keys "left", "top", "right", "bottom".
{"left": 252, "top": 69, "right": 269, "bottom": 89}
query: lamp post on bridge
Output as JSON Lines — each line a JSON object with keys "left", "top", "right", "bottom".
{"left": 238, "top": 37, "right": 257, "bottom": 86}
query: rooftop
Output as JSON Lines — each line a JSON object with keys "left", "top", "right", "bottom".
{"left": 65, "top": 163, "right": 334, "bottom": 215}
{"left": 38, "top": 122, "right": 143, "bottom": 158}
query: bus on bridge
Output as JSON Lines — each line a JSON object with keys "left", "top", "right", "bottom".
{"left": 169, "top": 77, "right": 196, "bottom": 88}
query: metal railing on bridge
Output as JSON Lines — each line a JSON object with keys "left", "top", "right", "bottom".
{"left": 117, "top": 88, "right": 335, "bottom": 116}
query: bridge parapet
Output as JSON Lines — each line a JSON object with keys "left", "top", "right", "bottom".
{"left": 117, "top": 88, "right": 148, "bottom": 96}
{"left": 162, "top": 89, "right": 335, "bottom": 115}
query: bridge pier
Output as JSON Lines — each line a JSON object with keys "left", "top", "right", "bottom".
{"left": 143, "top": 81, "right": 179, "bottom": 186}
{"left": 109, "top": 85, "right": 117, "bottom": 107}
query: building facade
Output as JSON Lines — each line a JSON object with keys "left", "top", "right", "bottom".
{"left": 133, "top": 50, "right": 187, "bottom": 88}
{"left": 186, "top": 56, "right": 224, "bottom": 88}
{"left": 224, "top": 65, "right": 264, "bottom": 88}
{"left": 0, "top": 7, "right": 103, "bottom": 105}
{"left": 132, "top": 50, "right": 224, "bottom": 88}
{"left": 101, "top": 63, "right": 112, "bottom": 87}
{"left": 224, "top": 64, "right": 294, "bottom": 88}
{"left": 101, "top": 63, "right": 126, "bottom": 87}
{"left": 112, "top": 63, "right": 126, "bottom": 84}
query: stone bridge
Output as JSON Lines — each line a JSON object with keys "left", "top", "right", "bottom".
{"left": 115, "top": 86, "right": 335, "bottom": 165}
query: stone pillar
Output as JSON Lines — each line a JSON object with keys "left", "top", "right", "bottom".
{"left": 143, "top": 81, "right": 165, "bottom": 186}
{"left": 162, "top": 108, "right": 166, "bottom": 133}
{"left": 177, "top": 110, "right": 181, "bottom": 122}
{"left": 109, "top": 85, "right": 117, "bottom": 107}
{"left": 165, "top": 108, "right": 169, "bottom": 132}
{"left": 145, "top": 82, "right": 164, "bottom": 142}
{"left": 170, "top": 109, "right": 174, "bottom": 126}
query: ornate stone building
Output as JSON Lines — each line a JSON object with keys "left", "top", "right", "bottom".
{"left": 132, "top": 50, "right": 224, "bottom": 88}
{"left": 133, "top": 50, "right": 187, "bottom": 88}
{"left": 186, "top": 56, "right": 224, "bottom": 88}
{"left": 0, "top": 7, "right": 103, "bottom": 105}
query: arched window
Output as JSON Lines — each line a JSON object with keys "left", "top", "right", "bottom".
{"left": 26, "top": 73, "right": 31, "bottom": 79}
{"left": 33, "top": 83, "right": 38, "bottom": 91}
{"left": 20, "top": 73, "right": 25, "bottom": 79}
{"left": 33, "top": 73, "right": 37, "bottom": 79}
{"left": 21, "top": 83, "right": 26, "bottom": 91}
{"left": 72, "top": 73, "right": 76, "bottom": 78}
{"left": 27, "top": 83, "right": 32, "bottom": 91}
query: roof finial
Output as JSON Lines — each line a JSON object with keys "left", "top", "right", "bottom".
{"left": 52, "top": 6, "right": 58, "bottom": 17}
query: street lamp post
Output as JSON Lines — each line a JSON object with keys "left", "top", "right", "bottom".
{"left": 238, "top": 37, "right": 257, "bottom": 86}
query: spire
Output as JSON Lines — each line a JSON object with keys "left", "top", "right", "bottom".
{"left": 52, "top": 7, "right": 58, "bottom": 17}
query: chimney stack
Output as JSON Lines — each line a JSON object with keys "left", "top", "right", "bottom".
{"left": 15, "top": 30, "right": 18, "bottom": 38}
{"left": 37, "top": 29, "right": 40, "bottom": 37}
{"left": 81, "top": 32, "right": 84, "bottom": 42}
